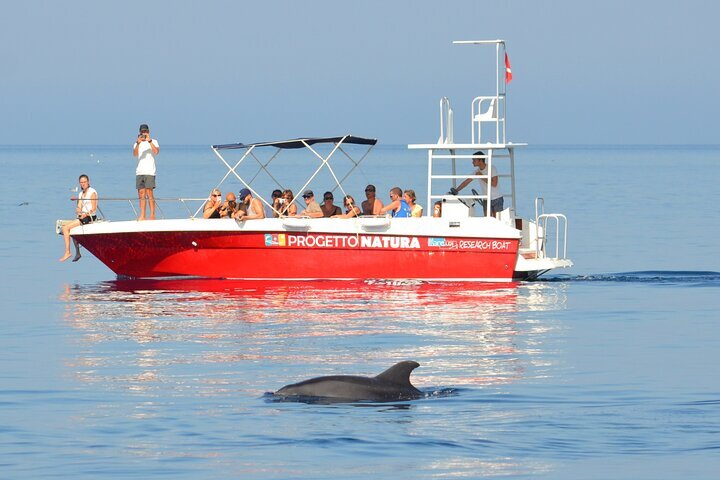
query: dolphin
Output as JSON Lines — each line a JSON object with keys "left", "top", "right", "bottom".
{"left": 273, "top": 361, "right": 424, "bottom": 402}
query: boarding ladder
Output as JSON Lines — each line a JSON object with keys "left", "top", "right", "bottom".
{"left": 533, "top": 197, "right": 569, "bottom": 261}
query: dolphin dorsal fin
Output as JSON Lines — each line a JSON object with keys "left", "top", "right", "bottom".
{"left": 375, "top": 361, "right": 420, "bottom": 386}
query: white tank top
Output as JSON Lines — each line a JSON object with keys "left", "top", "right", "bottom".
{"left": 79, "top": 187, "right": 97, "bottom": 215}
{"left": 247, "top": 199, "right": 258, "bottom": 216}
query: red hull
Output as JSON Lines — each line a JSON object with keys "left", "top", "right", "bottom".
{"left": 76, "top": 230, "right": 519, "bottom": 281}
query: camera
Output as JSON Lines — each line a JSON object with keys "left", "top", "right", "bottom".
{"left": 279, "top": 198, "right": 285, "bottom": 205}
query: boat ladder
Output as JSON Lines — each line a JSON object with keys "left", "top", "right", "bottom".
{"left": 534, "top": 197, "right": 569, "bottom": 260}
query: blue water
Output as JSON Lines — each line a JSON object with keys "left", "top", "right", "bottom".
{"left": 1, "top": 145, "right": 719, "bottom": 478}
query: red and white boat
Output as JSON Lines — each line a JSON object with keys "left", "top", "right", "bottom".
{"left": 63, "top": 40, "right": 572, "bottom": 281}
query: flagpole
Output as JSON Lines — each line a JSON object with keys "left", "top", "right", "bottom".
{"left": 496, "top": 42, "right": 501, "bottom": 144}
{"left": 496, "top": 42, "right": 500, "bottom": 108}
{"left": 453, "top": 39, "right": 509, "bottom": 144}
{"left": 502, "top": 41, "right": 506, "bottom": 144}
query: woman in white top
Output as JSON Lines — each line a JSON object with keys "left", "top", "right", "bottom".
{"left": 59, "top": 174, "right": 98, "bottom": 262}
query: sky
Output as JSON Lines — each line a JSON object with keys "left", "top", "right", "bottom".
{"left": 2, "top": 0, "right": 719, "bottom": 145}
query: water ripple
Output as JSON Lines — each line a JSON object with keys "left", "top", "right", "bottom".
{"left": 544, "top": 270, "right": 720, "bottom": 286}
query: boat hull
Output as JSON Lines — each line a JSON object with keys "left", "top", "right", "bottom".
{"left": 72, "top": 218, "right": 521, "bottom": 281}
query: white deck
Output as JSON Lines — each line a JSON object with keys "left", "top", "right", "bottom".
{"left": 70, "top": 216, "right": 522, "bottom": 240}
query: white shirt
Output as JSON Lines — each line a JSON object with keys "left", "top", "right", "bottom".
{"left": 475, "top": 165, "right": 503, "bottom": 200}
{"left": 133, "top": 139, "right": 159, "bottom": 176}
{"left": 79, "top": 187, "right": 97, "bottom": 215}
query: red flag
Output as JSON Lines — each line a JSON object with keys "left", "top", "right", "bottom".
{"left": 505, "top": 52, "right": 513, "bottom": 84}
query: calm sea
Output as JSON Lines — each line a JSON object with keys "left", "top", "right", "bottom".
{"left": 1, "top": 144, "right": 719, "bottom": 479}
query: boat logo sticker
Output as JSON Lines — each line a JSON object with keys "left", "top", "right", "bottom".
{"left": 265, "top": 234, "right": 287, "bottom": 247}
{"left": 428, "top": 237, "right": 515, "bottom": 251}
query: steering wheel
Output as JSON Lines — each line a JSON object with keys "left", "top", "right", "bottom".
{"left": 471, "top": 188, "right": 481, "bottom": 206}
{"left": 449, "top": 187, "right": 473, "bottom": 209}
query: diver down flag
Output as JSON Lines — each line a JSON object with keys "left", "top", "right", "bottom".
{"left": 505, "top": 52, "right": 513, "bottom": 84}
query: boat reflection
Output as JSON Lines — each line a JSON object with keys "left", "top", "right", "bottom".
{"left": 59, "top": 279, "right": 567, "bottom": 395}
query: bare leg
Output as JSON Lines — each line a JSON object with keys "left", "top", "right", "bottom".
{"left": 138, "top": 188, "right": 146, "bottom": 220}
{"left": 146, "top": 188, "right": 156, "bottom": 220}
{"left": 59, "top": 219, "right": 81, "bottom": 262}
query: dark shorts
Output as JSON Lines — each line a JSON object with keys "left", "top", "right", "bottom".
{"left": 480, "top": 197, "right": 504, "bottom": 213}
{"left": 136, "top": 175, "right": 156, "bottom": 190}
{"left": 79, "top": 215, "right": 97, "bottom": 225}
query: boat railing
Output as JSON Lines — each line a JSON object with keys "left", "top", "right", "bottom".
{"left": 535, "top": 197, "right": 545, "bottom": 222}
{"left": 423, "top": 148, "right": 516, "bottom": 218}
{"left": 532, "top": 197, "right": 569, "bottom": 260}
{"left": 471, "top": 95, "right": 506, "bottom": 144}
{"left": 439, "top": 97, "right": 454, "bottom": 144}
{"left": 536, "top": 213, "right": 569, "bottom": 260}
{"left": 68, "top": 197, "right": 209, "bottom": 221}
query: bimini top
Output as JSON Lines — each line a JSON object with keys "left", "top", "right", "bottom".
{"left": 213, "top": 135, "right": 377, "bottom": 150}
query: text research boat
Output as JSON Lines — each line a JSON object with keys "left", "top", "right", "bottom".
{"left": 61, "top": 40, "right": 572, "bottom": 281}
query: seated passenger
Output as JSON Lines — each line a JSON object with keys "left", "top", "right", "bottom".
{"left": 279, "top": 189, "right": 298, "bottom": 217}
{"left": 233, "top": 188, "right": 266, "bottom": 221}
{"left": 380, "top": 187, "right": 411, "bottom": 217}
{"left": 361, "top": 184, "right": 383, "bottom": 215}
{"left": 433, "top": 200, "right": 442, "bottom": 217}
{"left": 332, "top": 195, "right": 362, "bottom": 218}
{"left": 320, "top": 191, "right": 342, "bottom": 217}
{"left": 404, "top": 189, "right": 423, "bottom": 217}
{"left": 59, "top": 174, "right": 98, "bottom": 262}
{"left": 219, "top": 192, "right": 237, "bottom": 218}
{"left": 203, "top": 188, "right": 223, "bottom": 219}
{"left": 270, "top": 189, "right": 283, "bottom": 218}
{"left": 299, "top": 190, "right": 323, "bottom": 218}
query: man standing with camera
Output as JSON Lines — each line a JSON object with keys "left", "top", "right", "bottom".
{"left": 132, "top": 123, "right": 160, "bottom": 220}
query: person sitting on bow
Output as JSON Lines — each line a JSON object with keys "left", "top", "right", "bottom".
{"left": 59, "top": 174, "right": 98, "bottom": 262}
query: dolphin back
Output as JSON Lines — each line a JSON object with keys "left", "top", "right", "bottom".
{"left": 374, "top": 361, "right": 421, "bottom": 390}
{"left": 274, "top": 361, "right": 423, "bottom": 402}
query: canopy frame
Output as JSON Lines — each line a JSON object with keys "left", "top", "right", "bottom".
{"left": 201, "top": 135, "right": 377, "bottom": 217}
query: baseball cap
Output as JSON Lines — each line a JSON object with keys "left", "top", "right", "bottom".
{"left": 238, "top": 188, "right": 252, "bottom": 199}
{"left": 302, "top": 190, "right": 314, "bottom": 198}
{"left": 139, "top": 124, "right": 149, "bottom": 132}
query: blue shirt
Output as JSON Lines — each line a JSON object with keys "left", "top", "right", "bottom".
{"left": 392, "top": 199, "right": 412, "bottom": 218}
